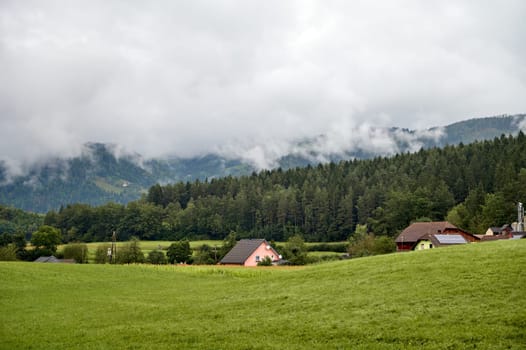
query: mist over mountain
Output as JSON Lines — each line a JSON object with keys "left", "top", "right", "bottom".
{"left": 0, "top": 115, "right": 524, "bottom": 213}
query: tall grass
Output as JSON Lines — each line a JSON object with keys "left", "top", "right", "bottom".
{"left": 1, "top": 240, "right": 524, "bottom": 349}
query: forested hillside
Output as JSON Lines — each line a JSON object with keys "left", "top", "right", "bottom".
{"left": 0, "top": 143, "right": 156, "bottom": 212}
{"left": 0, "top": 205, "right": 43, "bottom": 242}
{"left": 34, "top": 132, "right": 526, "bottom": 243}
{"left": 1, "top": 115, "right": 525, "bottom": 213}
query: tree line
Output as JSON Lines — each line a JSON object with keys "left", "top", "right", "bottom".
{"left": 1, "top": 133, "right": 526, "bottom": 247}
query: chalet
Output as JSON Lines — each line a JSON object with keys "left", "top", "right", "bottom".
{"left": 395, "top": 221, "right": 478, "bottom": 251}
{"left": 220, "top": 239, "right": 281, "bottom": 266}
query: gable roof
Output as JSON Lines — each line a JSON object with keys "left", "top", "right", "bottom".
{"left": 395, "top": 221, "right": 458, "bottom": 243}
{"left": 34, "top": 256, "right": 59, "bottom": 263}
{"left": 34, "top": 256, "right": 75, "bottom": 263}
{"left": 220, "top": 239, "right": 276, "bottom": 265}
{"left": 34, "top": 256, "right": 61, "bottom": 263}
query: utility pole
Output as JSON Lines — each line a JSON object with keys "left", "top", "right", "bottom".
{"left": 518, "top": 202, "right": 524, "bottom": 232}
{"left": 111, "top": 231, "right": 117, "bottom": 264}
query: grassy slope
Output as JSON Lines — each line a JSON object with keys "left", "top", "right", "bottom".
{"left": 1, "top": 240, "right": 525, "bottom": 349}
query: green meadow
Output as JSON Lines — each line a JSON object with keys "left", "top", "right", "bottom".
{"left": 1, "top": 240, "right": 525, "bottom": 349}
{"left": 59, "top": 240, "right": 346, "bottom": 262}
{"left": 61, "top": 240, "right": 223, "bottom": 262}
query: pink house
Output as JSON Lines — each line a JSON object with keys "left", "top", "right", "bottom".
{"left": 219, "top": 239, "right": 281, "bottom": 266}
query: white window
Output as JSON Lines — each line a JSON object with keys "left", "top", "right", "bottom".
{"left": 255, "top": 255, "right": 260, "bottom": 262}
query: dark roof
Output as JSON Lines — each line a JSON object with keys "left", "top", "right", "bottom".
{"left": 396, "top": 221, "right": 458, "bottom": 243}
{"left": 34, "top": 256, "right": 75, "bottom": 263}
{"left": 220, "top": 239, "right": 272, "bottom": 265}
{"left": 34, "top": 256, "right": 61, "bottom": 263}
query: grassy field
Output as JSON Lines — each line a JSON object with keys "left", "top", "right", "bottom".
{"left": 1, "top": 240, "right": 525, "bottom": 349}
{"left": 59, "top": 240, "right": 223, "bottom": 262}
{"left": 69, "top": 239, "right": 223, "bottom": 251}
{"left": 60, "top": 240, "right": 346, "bottom": 262}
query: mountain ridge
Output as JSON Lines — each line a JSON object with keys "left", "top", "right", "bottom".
{"left": 1, "top": 114, "right": 524, "bottom": 212}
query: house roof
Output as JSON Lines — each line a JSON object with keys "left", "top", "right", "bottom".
{"left": 433, "top": 234, "right": 467, "bottom": 245}
{"left": 395, "top": 221, "right": 458, "bottom": 243}
{"left": 418, "top": 233, "right": 468, "bottom": 247}
{"left": 34, "top": 256, "right": 61, "bottom": 263}
{"left": 220, "top": 239, "right": 276, "bottom": 265}
{"left": 34, "top": 256, "right": 75, "bottom": 263}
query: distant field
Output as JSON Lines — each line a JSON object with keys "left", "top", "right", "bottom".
{"left": 2, "top": 240, "right": 524, "bottom": 349}
{"left": 58, "top": 240, "right": 223, "bottom": 262}
{"left": 307, "top": 251, "right": 343, "bottom": 258}
{"left": 73, "top": 239, "right": 222, "bottom": 251}
{"left": 59, "top": 240, "right": 344, "bottom": 262}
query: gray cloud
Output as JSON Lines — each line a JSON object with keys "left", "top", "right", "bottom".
{"left": 1, "top": 1, "right": 525, "bottom": 174}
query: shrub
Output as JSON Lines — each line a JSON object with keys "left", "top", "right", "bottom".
{"left": 0, "top": 244, "right": 17, "bottom": 261}
{"left": 95, "top": 244, "right": 111, "bottom": 264}
{"left": 117, "top": 237, "right": 145, "bottom": 264}
{"left": 257, "top": 256, "right": 273, "bottom": 266}
{"left": 148, "top": 250, "right": 167, "bottom": 265}
{"left": 282, "top": 235, "right": 308, "bottom": 265}
{"left": 192, "top": 244, "right": 216, "bottom": 265}
{"left": 348, "top": 231, "right": 396, "bottom": 258}
{"left": 306, "top": 243, "right": 348, "bottom": 253}
{"left": 63, "top": 243, "right": 89, "bottom": 263}
{"left": 166, "top": 240, "right": 192, "bottom": 264}
{"left": 372, "top": 236, "right": 396, "bottom": 255}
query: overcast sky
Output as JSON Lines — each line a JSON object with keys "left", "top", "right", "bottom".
{"left": 1, "top": 1, "right": 526, "bottom": 173}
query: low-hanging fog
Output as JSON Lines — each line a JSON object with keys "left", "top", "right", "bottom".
{"left": 1, "top": 1, "right": 526, "bottom": 176}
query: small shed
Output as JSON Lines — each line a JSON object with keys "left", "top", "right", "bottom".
{"left": 220, "top": 239, "right": 281, "bottom": 266}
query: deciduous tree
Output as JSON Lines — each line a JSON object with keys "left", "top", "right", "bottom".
{"left": 166, "top": 240, "right": 192, "bottom": 264}
{"left": 31, "top": 225, "right": 62, "bottom": 253}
